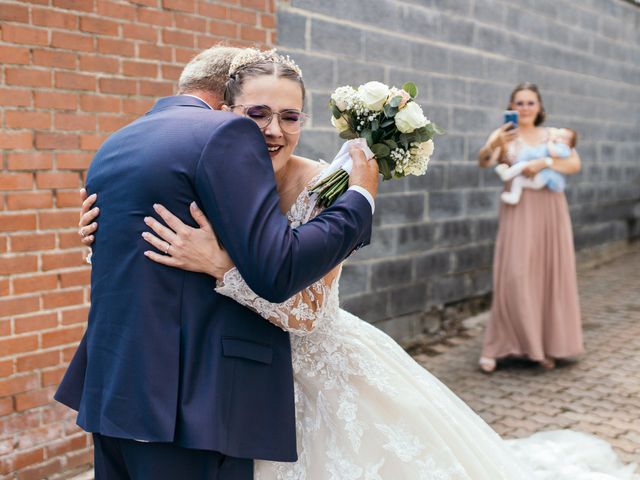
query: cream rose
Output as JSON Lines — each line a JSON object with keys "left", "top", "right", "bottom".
{"left": 394, "top": 102, "right": 429, "bottom": 133}
{"left": 331, "top": 115, "right": 350, "bottom": 133}
{"left": 358, "top": 81, "right": 389, "bottom": 111}
{"left": 414, "top": 139, "right": 434, "bottom": 158}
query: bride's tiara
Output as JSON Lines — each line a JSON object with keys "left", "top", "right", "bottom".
{"left": 228, "top": 48, "right": 303, "bottom": 78}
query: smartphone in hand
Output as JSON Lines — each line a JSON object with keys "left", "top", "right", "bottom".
{"left": 503, "top": 110, "right": 518, "bottom": 130}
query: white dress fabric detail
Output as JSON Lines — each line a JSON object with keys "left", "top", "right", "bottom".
{"left": 215, "top": 171, "right": 639, "bottom": 480}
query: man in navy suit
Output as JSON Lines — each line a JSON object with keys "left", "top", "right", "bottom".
{"left": 55, "top": 46, "right": 378, "bottom": 479}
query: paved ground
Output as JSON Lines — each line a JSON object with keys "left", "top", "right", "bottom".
{"left": 412, "top": 245, "right": 640, "bottom": 466}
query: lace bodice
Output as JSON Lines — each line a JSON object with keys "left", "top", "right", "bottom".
{"left": 215, "top": 173, "right": 341, "bottom": 336}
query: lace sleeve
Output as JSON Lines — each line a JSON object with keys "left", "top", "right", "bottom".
{"left": 215, "top": 264, "right": 340, "bottom": 335}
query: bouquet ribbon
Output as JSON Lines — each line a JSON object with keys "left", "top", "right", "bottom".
{"left": 316, "top": 138, "right": 375, "bottom": 182}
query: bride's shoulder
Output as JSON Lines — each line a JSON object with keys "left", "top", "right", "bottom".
{"left": 290, "top": 155, "right": 327, "bottom": 185}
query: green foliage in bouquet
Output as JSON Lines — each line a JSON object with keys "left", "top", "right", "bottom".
{"left": 310, "top": 81, "right": 444, "bottom": 207}
{"left": 331, "top": 82, "right": 443, "bottom": 180}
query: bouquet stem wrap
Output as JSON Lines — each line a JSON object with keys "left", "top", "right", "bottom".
{"left": 310, "top": 139, "right": 374, "bottom": 208}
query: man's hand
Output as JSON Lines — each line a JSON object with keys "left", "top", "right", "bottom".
{"left": 348, "top": 145, "right": 379, "bottom": 200}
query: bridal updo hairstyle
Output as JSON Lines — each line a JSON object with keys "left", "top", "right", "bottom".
{"left": 508, "top": 82, "right": 546, "bottom": 126}
{"left": 224, "top": 49, "right": 306, "bottom": 107}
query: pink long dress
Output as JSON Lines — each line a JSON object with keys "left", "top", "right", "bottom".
{"left": 482, "top": 130, "right": 583, "bottom": 362}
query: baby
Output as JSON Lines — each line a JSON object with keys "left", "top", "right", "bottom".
{"left": 496, "top": 128, "right": 577, "bottom": 205}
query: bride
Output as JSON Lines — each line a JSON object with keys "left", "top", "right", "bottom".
{"left": 79, "top": 49, "right": 638, "bottom": 479}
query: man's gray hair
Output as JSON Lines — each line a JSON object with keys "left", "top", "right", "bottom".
{"left": 178, "top": 45, "right": 242, "bottom": 98}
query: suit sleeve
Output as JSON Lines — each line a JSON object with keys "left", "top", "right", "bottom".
{"left": 194, "top": 116, "right": 372, "bottom": 303}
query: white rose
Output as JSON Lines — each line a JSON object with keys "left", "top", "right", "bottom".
{"left": 358, "top": 81, "right": 390, "bottom": 111}
{"left": 394, "top": 102, "right": 429, "bottom": 133}
{"left": 331, "top": 115, "right": 350, "bottom": 133}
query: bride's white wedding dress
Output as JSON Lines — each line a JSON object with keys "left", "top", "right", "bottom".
{"left": 215, "top": 174, "right": 638, "bottom": 480}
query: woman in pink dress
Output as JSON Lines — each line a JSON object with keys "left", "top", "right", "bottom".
{"left": 477, "top": 83, "right": 583, "bottom": 373}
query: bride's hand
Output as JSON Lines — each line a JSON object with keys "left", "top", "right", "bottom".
{"left": 78, "top": 188, "right": 99, "bottom": 246}
{"left": 142, "top": 202, "right": 234, "bottom": 280}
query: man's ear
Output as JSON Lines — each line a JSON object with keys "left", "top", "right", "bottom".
{"left": 220, "top": 104, "right": 231, "bottom": 112}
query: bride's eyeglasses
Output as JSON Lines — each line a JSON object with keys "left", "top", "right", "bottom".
{"left": 230, "top": 104, "right": 308, "bottom": 134}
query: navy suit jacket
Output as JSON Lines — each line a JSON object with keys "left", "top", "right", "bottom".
{"left": 54, "top": 96, "right": 372, "bottom": 461}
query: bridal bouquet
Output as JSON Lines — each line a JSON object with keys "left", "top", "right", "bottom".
{"left": 310, "top": 81, "right": 443, "bottom": 207}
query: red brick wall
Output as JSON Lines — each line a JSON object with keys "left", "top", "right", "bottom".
{"left": 0, "top": 1, "right": 274, "bottom": 478}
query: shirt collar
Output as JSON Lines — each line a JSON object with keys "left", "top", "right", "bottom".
{"left": 182, "top": 94, "right": 214, "bottom": 110}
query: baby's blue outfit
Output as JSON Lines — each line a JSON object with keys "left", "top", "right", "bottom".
{"left": 516, "top": 143, "right": 569, "bottom": 192}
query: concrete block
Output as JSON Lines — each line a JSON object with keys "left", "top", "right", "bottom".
{"left": 364, "top": 31, "right": 413, "bottom": 68}
{"left": 483, "top": 58, "right": 519, "bottom": 85}
{"left": 297, "top": 129, "right": 339, "bottom": 162}
{"left": 474, "top": 218, "right": 498, "bottom": 242}
{"left": 451, "top": 107, "right": 492, "bottom": 134}
{"left": 453, "top": 243, "right": 494, "bottom": 272}
{"left": 427, "top": 0, "right": 471, "bottom": 16}
{"left": 378, "top": 176, "right": 408, "bottom": 195}
{"left": 276, "top": 9, "right": 307, "bottom": 49}
{"left": 433, "top": 135, "right": 465, "bottom": 163}
{"left": 340, "top": 262, "right": 370, "bottom": 296}
{"left": 388, "top": 283, "right": 428, "bottom": 317}
{"left": 471, "top": 0, "right": 505, "bottom": 26}
{"left": 480, "top": 167, "right": 503, "bottom": 189}
{"left": 396, "top": 222, "right": 440, "bottom": 255}
{"left": 336, "top": 59, "right": 385, "bottom": 88}
{"left": 310, "top": 18, "right": 363, "bottom": 58}
{"left": 446, "top": 163, "right": 480, "bottom": 189}
{"left": 439, "top": 15, "right": 475, "bottom": 46}
{"left": 467, "top": 80, "right": 505, "bottom": 108}
{"left": 309, "top": 92, "right": 333, "bottom": 131}
{"left": 408, "top": 163, "right": 446, "bottom": 192}
{"left": 283, "top": 51, "right": 335, "bottom": 90}
{"left": 427, "top": 273, "right": 468, "bottom": 305}
{"left": 399, "top": 4, "right": 442, "bottom": 38}
{"left": 428, "top": 191, "right": 464, "bottom": 219}
{"left": 438, "top": 219, "right": 474, "bottom": 247}
{"left": 376, "top": 193, "right": 425, "bottom": 225}
{"left": 371, "top": 257, "right": 413, "bottom": 289}
{"left": 355, "top": 227, "right": 398, "bottom": 261}
{"left": 340, "top": 290, "right": 389, "bottom": 323}
{"left": 414, "top": 250, "right": 452, "bottom": 278}
{"left": 410, "top": 42, "right": 449, "bottom": 74}
{"left": 465, "top": 189, "right": 499, "bottom": 216}
{"left": 430, "top": 76, "right": 466, "bottom": 105}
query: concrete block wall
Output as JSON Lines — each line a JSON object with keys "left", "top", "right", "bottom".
{"left": 276, "top": 0, "right": 640, "bottom": 339}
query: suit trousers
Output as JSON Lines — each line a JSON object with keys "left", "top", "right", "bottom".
{"left": 93, "top": 433, "right": 253, "bottom": 480}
